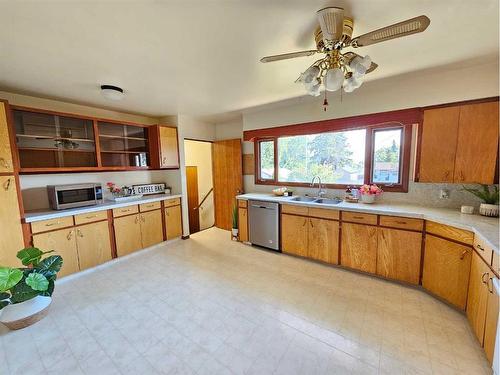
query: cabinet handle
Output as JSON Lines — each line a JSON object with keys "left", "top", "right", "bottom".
{"left": 352, "top": 216, "right": 364, "bottom": 220}
{"left": 476, "top": 244, "right": 485, "bottom": 251}
{"left": 309, "top": 219, "right": 314, "bottom": 228}
{"left": 85, "top": 214, "right": 98, "bottom": 219}
{"left": 162, "top": 157, "right": 167, "bottom": 165}
{"left": 395, "top": 221, "right": 407, "bottom": 225}
{"left": 141, "top": 215, "right": 145, "bottom": 223}
{"left": 459, "top": 171, "right": 464, "bottom": 181}
{"left": 302, "top": 219, "right": 307, "bottom": 227}
{"left": 482, "top": 272, "right": 489, "bottom": 284}
{"left": 67, "top": 230, "right": 74, "bottom": 240}
{"left": 460, "top": 249, "right": 469, "bottom": 260}
{"left": 487, "top": 277, "right": 494, "bottom": 294}
{"left": 444, "top": 170, "right": 450, "bottom": 179}
{"left": 77, "top": 229, "right": 83, "bottom": 238}
{"left": 135, "top": 216, "right": 139, "bottom": 224}
{"left": 46, "top": 221, "right": 61, "bottom": 227}
{"left": 121, "top": 209, "right": 130, "bottom": 213}
{"left": 0, "top": 157, "right": 10, "bottom": 169}
{"left": 3, "top": 178, "right": 11, "bottom": 191}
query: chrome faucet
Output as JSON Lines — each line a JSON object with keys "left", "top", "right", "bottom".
{"left": 310, "top": 176, "right": 326, "bottom": 198}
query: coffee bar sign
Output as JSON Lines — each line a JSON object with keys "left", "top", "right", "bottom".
{"left": 132, "top": 183, "right": 169, "bottom": 195}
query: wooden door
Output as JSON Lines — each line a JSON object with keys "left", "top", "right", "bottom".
{"left": 0, "top": 102, "right": 14, "bottom": 173}
{"left": 140, "top": 210, "right": 164, "bottom": 248}
{"left": 377, "top": 228, "right": 422, "bottom": 284}
{"left": 466, "top": 251, "right": 490, "bottom": 344}
{"left": 213, "top": 139, "right": 242, "bottom": 230}
{"left": 484, "top": 276, "right": 499, "bottom": 364}
{"left": 186, "top": 166, "right": 200, "bottom": 234}
{"left": 341, "top": 223, "right": 377, "bottom": 273}
{"left": 418, "top": 107, "right": 459, "bottom": 182}
{"left": 238, "top": 207, "right": 248, "bottom": 242}
{"left": 76, "top": 221, "right": 112, "bottom": 270}
{"left": 454, "top": 101, "right": 499, "bottom": 183}
{"left": 114, "top": 214, "right": 142, "bottom": 257}
{"left": 308, "top": 218, "right": 339, "bottom": 264}
{"left": 33, "top": 228, "right": 79, "bottom": 277}
{"left": 165, "top": 205, "right": 182, "bottom": 240}
{"left": 159, "top": 126, "right": 179, "bottom": 168}
{"left": 0, "top": 176, "right": 24, "bottom": 267}
{"left": 422, "top": 234, "right": 472, "bottom": 310}
{"left": 281, "top": 214, "right": 308, "bottom": 257}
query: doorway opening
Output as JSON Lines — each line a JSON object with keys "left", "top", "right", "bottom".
{"left": 184, "top": 139, "right": 215, "bottom": 234}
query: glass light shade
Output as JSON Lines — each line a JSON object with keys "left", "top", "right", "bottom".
{"left": 350, "top": 55, "right": 371, "bottom": 75}
{"left": 308, "top": 83, "right": 321, "bottom": 96}
{"left": 325, "top": 68, "right": 344, "bottom": 92}
{"left": 302, "top": 66, "right": 320, "bottom": 84}
{"left": 101, "top": 85, "right": 124, "bottom": 101}
{"left": 343, "top": 75, "right": 363, "bottom": 92}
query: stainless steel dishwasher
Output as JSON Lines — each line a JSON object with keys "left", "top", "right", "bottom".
{"left": 248, "top": 200, "right": 280, "bottom": 251}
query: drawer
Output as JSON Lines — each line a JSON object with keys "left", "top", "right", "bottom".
{"left": 342, "top": 211, "right": 378, "bottom": 225}
{"left": 474, "top": 235, "right": 494, "bottom": 266}
{"left": 425, "top": 221, "right": 473, "bottom": 245}
{"left": 164, "top": 197, "right": 181, "bottom": 207}
{"left": 140, "top": 201, "right": 161, "bottom": 212}
{"left": 379, "top": 215, "right": 424, "bottom": 231}
{"left": 281, "top": 204, "right": 308, "bottom": 216}
{"left": 238, "top": 200, "right": 248, "bottom": 208}
{"left": 308, "top": 207, "right": 339, "bottom": 220}
{"left": 74, "top": 210, "right": 108, "bottom": 225}
{"left": 492, "top": 251, "right": 499, "bottom": 276}
{"left": 113, "top": 205, "right": 139, "bottom": 218}
{"left": 31, "top": 216, "right": 74, "bottom": 234}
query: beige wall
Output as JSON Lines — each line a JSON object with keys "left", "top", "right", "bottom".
{"left": 184, "top": 140, "right": 214, "bottom": 231}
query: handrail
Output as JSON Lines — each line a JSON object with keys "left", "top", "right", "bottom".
{"left": 194, "top": 187, "right": 213, "bottom": 210}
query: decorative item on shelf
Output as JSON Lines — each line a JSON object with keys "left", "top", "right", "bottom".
{"left": 132, "top": 183, "right": 168, "bottom": 196}
{"left": 344, "top": 185, "right": 359, "bottom": 203}
{"left": 272, "top": 187, "right": 287, "bottom": 196}
{"left": 106, "top": 182, "right": 143, "bottom": 202}
{"left": 283, "top": 189, "right": 294, "bottom": 197}
{"left": 231, "top": 205, "right": 239, "bottom": 241}
{"left": 0, "top": 247, "right": 63, "bottom": 330}
{"left": 462, "top": 184, "right": 499, "bottom": 217}
{"left": 460, "top": 205, "right": 474, "bottom": 215}
{"left": 359, "top": 184, "right": 383, "bottom": 204}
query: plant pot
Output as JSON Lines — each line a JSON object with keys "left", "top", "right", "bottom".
{"left": 479, "top": 203, "right": 499, "bottom": 217}
{"left": 361, "top": 194, "right": 375, "bottom": 204}
{"left": 0, "top": 296, "right": 51, "bottom": 330}
{"left": 232, "top": 228, "right": 239, "bottom": 236}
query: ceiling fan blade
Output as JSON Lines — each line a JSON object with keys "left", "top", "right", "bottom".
{"left": 317, "top": 6, "right": 344, "bottom": 43}
{"left": 350, "top": 15, "right": 430, "bottom": 47}
{"left": 260, "top": 50, "right": 317, "bottom": 63}
{"left": 343, "top": 52, "right": 378, "bottom": 73}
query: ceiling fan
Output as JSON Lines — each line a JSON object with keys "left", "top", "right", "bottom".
{"left": 260, "top": 7, "right": 430, "bottom": 107}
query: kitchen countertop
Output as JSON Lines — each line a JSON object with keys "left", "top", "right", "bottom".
{"left": 24, "top": 194, "right": 183, "bottom": 223}
{"left": 237, "top": 193, "right": 499, "bottom": 253}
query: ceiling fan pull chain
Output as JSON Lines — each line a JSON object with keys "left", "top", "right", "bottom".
{"left": 323, "top": 90, "right": 329, "bottom": 111}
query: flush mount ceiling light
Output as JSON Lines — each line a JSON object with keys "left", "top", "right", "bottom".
{"left": 260, "top": 7, "right": 430, "bottom": 110}
{"left": 100, "top": 85, "right": 124, "bottom": 101}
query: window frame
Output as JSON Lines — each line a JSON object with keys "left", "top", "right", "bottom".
{"left": 254, "top": 122, "right": 412, "bottom": 192}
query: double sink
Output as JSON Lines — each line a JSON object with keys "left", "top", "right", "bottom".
{"left": 288, "top": 196, "right": 342, "bottom": 205}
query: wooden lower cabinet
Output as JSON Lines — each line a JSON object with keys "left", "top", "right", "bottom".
{"left": 238, "top": 207, "right": 248, "bottom": 242}
{"left": 341, "top": 223, "right": 377, "bottom": 273}
{"left": 165, "top": 205, "right": 182, "bottom": 240}
{"left": 308, "top": 218, "right": 339, "bottom": 264}
{"left": 114, "top": 214, "right": 142, "bottom": 257}
{"left": 377, "top": 228, "right": 422, "bottom": 284}
{"left": 0, "top": 175, "right": 25, "bottom": 267}
{"left": 33, "top": 228, "right": 80, "bottom": 278}
{"left": 281, "top": 214, "right": 308, "bottom": 257}
{"left": 140, "top": 210, "right": 163, "bottom": 248}
{"left": 484, "top": 276, "right": 499, "bottom": 364}
{"left": 76, "top": 221, "right": 112, "bottom": 270}
{"left": 422, "top": 234, "right": 472, "bottom": 310}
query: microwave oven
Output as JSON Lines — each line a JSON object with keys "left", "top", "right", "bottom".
{"left": 47, "top": 183, "right": 103, "bottom": 210}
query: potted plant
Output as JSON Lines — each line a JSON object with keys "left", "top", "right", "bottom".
{"left": 462, "top": 184, "right": 499, "bottom": 217}
{"left": 359, "top": 184, "right": 383, "bottom": 204}
{"left": 0, "top": 248, "right": 62, "bottom": 330}
{"left": 231, "top": 204, "right": 239, "bottom": 239}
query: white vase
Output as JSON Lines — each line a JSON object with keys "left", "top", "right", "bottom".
{"left": 0, "top": 296, "right": 52, "bottom": 330}
{"left": 479, "top": 203, "right": 499, "bottom": 217}
{"left": 361, "top": 194, "right": 375, "bottom": 204}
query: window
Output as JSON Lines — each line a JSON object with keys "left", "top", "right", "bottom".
{"left": 255, "top": 123, "right": 411, "bottom": 192}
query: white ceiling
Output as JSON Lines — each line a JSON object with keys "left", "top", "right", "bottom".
{"left": 0, "top": 1, "right": 498, "bottom": 121}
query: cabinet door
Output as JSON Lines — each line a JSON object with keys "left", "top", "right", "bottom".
{"left": 281, "top": 214, "right": 308, "bottom": 257}
{"left": 0, "top": 102, "right": 14, "bottom": 173}
{"left": 76, "top": 221, "right": 112, "bottom": 270}
{"left": 0, "top": 176, "right": 24, "bottom": 267}
{"left": 238, "top": 207, "right": 248, "bottom": 242}
{"left": 377, "top": 228, "right": 422, "bottom": 284}
{"left": 165, "top": 205, "right": 182, "bottom": 239}
{"left": 33, "top": 228, "right": 79, "bottom": 277}
{"left": 422, "top": 234, "right": 472, "bottom": 310}
{"left": 418, "top": 107, "right": 459, "bottom": 182}
{"left": 159, "top": 126, "right": 179, "bottom": 168}
{"left": 140, "top": 210, "right": 163, "bottom": 248}
{"left": 484, "top": 277, "right": 499, "bottom": 364}
{"left": 454, "top": 102, "right": 499, "bottom": 184}
{"left": 466, "top": 251, "right": 491, "bottom": 344}
{"left": 114, "top": 214, "right": 142, "bottom": 257}
{"left": 308, "top": 218, "right": 339, "bottom": 264}
{"left": 341, "top": 223, "right": 377, "bottom": 273}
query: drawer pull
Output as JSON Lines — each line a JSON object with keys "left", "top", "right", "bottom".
{"left": 121, "top": 209, "right": 130, "bottom": 213}
{"left": 395, "top": 221, "right": 407, "bottom": 224}
{"left": 482, "top": 272, "right": 489, "bottom": 284}
{"left": 46, "top": 221, "right": 61, "bottom": 227}
{"left": 476, "top": 244, "right": 485, "bottom": 251}
{"left": 352, "top": 216, "right": 364, "bottom": 220}
{"left": 85, "top": 214, "right": 98, "bottom": 219}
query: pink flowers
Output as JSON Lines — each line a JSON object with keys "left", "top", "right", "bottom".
{"left": 359, "top": 184, "right": 383, "bottom": 196}
{"left": 106, "top": 182, "right": 122, "bottom": 193}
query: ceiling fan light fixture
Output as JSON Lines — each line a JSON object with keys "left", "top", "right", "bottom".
{"left": 100, "top": 85, "right": 124, "bottom": 101}
{"left": 317, "top": 7, "right": 344, "bottom": 43}
{"left": 325, "top": 68, "right": 344, "bottom": 92}
{"left": 301, "top": 66, "right": 320, "bottom": 84}
{"left": 350, "top": 55, "right": 372, "bottom": 75}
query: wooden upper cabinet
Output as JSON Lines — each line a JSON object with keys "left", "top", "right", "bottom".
{"left": 418, "top": 107, "right": 459, "bottom": 182}
{"left": 341, "top": 223, "right": 377, "bottom": 274}
{"left": 466, "top": 251, "right": 490, "bottom": 345}
{"left": 308, "top": 218, "right": 339, "bottom": 264}
{"left": 0, "top": 102, "right": 14, "bottom": 173}
{"left": 150, "top": 125, "right": 179, "bottom": 169}
{"left": 454, "top": 101, "right": 499, "bottom": 184}
{"left": 281, "top": 213, "right": 308, "bottom": 257}
{"left": 0, "top": 176, "right": 25, "bottom": 267}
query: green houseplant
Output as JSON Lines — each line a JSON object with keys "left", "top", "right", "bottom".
{"left": 462, "top": 184, "right": 499, "bottom": 217}
{"left": 231, "top": 204, "right": 239, "bottom": 239}
{"left": 0, "top": 247, "right": 62, "bottom": 329}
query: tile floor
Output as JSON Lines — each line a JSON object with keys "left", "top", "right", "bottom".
{"left": 0, "top": 227, "right": 492, "bottom": 374}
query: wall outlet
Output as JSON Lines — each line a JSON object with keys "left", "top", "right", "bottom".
{"left": 439, "top": 189, "right": 450, "bottom": 199}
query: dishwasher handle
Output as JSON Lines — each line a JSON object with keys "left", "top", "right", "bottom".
{"left": 251, "top": 204, "right": 276, "bottom": 210}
